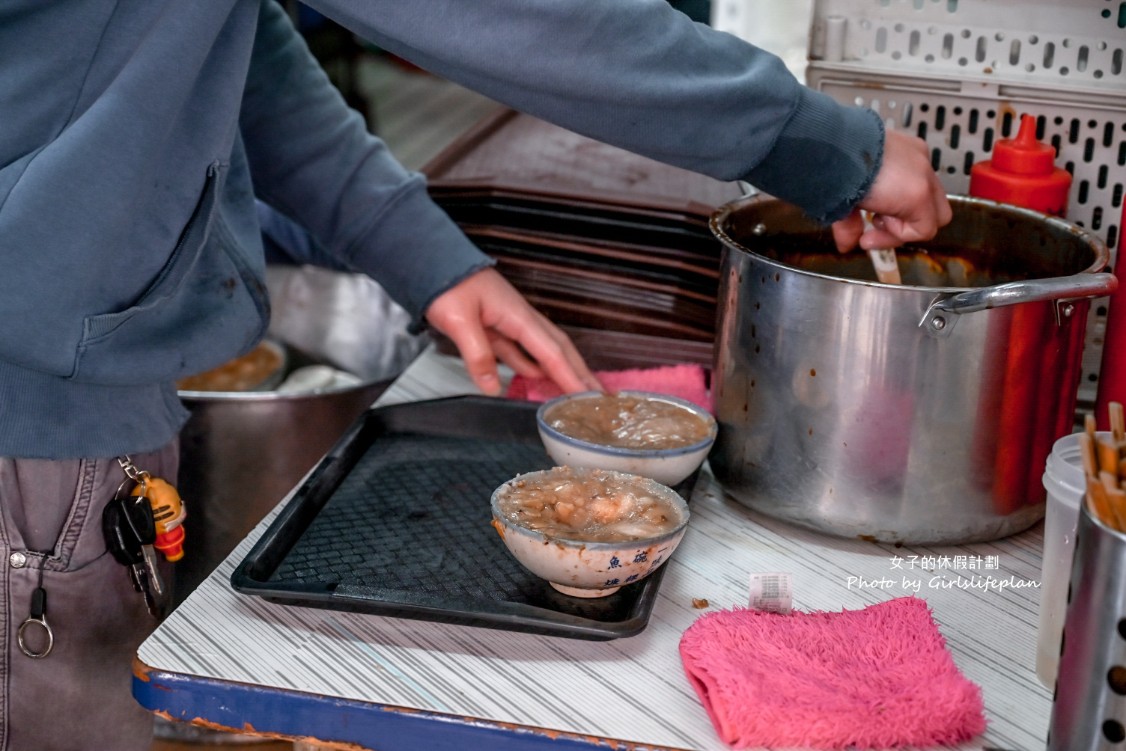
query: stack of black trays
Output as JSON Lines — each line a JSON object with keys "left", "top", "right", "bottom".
{"left": 422, "top": 109, "right": 746, "bottom": 371}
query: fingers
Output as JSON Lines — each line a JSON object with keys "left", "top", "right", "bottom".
{"left": 510, "top": 336, "right": 602, "bottom": 393}
{"left": 442, "top": 319, "right": 506, "bottom": 396}
{"left": 502, "top": 309, "right": 602, "bottom": 393}
{"left": 489, "top": 333, "right": 545, "bottom": 380}
{"left": 831, "top": 209, "right": 864, "bottom": 253}
{"left": 425, "top": 268, "right": 603, "bottom": 396}
{"left": 857, "top": 212, "right": 906, "bottom": 250}
{"left": 878, "top": 170, "right": 950, "bottom": 245}
{"left": 839, "top": 210, "right": 904, "bottom": 252}
{"left": 852, "top": 129, "right": 953, "bottom": 249}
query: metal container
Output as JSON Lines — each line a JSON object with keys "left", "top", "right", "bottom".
{"left": 709, "top": 195, "right": 1115, "bottom": 544}
{"left": 172, "top": 267, "right": 425, "bottom": 605}
{"left": 1047, "top": 502, "right": 1126, "bottom": 750}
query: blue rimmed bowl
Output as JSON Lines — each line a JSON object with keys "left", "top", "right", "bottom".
{"left": 490, "top": 467, "right": 690, "bottom": 598}
{"left": 536, "top": 390, "right": 716, "bottom": 486}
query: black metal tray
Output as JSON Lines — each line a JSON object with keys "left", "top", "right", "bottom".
{"left": 230, "top": 396, "right": 696, "bottom": 640}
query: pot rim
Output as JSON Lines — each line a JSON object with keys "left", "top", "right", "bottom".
{"left": 178, "top": 375, "right": 392, "bottom": 403}
{"left": 709, "top": 193, "right": 1110, "bottom": 293}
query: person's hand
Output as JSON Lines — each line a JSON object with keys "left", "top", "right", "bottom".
{"left": 425, "top": 267, "right": 603, "bottom": 396}
{"left": 831, "top": 129, "right": 952, "bottom": 252}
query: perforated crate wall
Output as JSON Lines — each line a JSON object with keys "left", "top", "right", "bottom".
{"left": 803, "top": 0, "right": 1126, "bottom": 403}
{"left": 808, "top": 0, "right": 1126, "bottom": 87}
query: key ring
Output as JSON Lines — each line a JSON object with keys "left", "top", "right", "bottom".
{"left": 117, "top": 456, "right": 150, "bottom": 484}
{"left": 18, "top": 614, "right": 53, "bottom": 659}
{"left": 20, "top": 567, "right": 54, "bottom": 658}
{"left": 114, "top": 475, "right": 147, "bottom": 502}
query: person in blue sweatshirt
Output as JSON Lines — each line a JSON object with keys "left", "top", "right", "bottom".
{"left": 0, "top": 1, "right": 949, "bottom": 748}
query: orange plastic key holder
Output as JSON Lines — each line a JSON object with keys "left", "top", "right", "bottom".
{"left": 131, "top": 477, "right": 186, "bottom": 562}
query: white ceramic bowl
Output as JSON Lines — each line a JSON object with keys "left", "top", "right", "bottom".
{"left": 490, "top": 467, "right": 690, "bottom": 598}
{"left": 536, "top": 391, "right": 717, "bottom": 486}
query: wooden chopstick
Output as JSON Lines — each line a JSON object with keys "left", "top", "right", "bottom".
{"left": 1078, "top": 431, "right": 1099, "bottom": 478}
{"left": 1079, "top": 434, "right": 1118, "bottom": 528}
{"left": 1108, "top": 486, "right": 1126, "bottom": 531}
{"left": 1098, "top": 436, "right": 1122, "bottom": 475}
{"left": 1080, "top": 403, "right": 1126, "bottom": 531}
{"left": 1087, "top": 477, "right": 1118, "bottom": 529}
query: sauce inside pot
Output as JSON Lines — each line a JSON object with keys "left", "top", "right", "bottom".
{"left": 545, "top": 394, "right": 712, "bottom": 450}
{"left": 495, "top": 467, "right": 684, "bottom": 542}
{"left": 759, "top": 236, "right": 1091, "bottom": 287}
{"left": 766, "top": 242, "right": 1011, "bottom": 287}
{"left": 722, "top": 197, "right": 1099, "bottom": 288}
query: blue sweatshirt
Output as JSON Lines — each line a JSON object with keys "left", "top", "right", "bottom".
{"left": 0, "top": 0, "right": 882, "bottom": 458}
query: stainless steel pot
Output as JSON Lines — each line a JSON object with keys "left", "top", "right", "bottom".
{"left": 172, "top": 267, "right": 425, "bottom": 605}
{"left": 709, "top": 195, "right": 1115, "bottom": 544}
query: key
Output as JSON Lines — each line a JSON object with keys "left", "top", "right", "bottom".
{"left": 124, "top": 491, "right": 165, "bottom": 602}
{"left": 103, "top": 497, "right": 147, "bottom": 595}
{"left": 114, "top": 497, "right": 163, "bottom": 617}
{"left": 102, "top": 487, "right": 166, "bottom": 618}
{"left": 120, "top": 494, "right": 165, "bottom": 617}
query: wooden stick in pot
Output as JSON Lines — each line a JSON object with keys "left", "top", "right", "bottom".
{"left": 862, "top": 212, "right": 902, "bottom": 285}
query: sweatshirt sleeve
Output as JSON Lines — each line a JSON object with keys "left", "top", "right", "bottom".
{"left": 239, "top": 0, "right": 493, "bottom": 326}
{"left": 304, "top": 0, "right": 884, "bottom": 222}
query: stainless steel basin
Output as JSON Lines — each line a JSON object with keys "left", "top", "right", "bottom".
{"left": 172, "top": 266, "right": 426, "bottom": 605}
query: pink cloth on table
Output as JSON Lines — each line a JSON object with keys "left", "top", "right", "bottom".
{"left": 506, "top": 364, "right": 712, "bottom": 413}
{"left": 679, "top": 597, "right": 986, "bottom": 749}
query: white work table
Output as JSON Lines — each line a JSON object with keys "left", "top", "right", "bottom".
{"left": 135, "top": 344, "right": 1052, "bottom": 751}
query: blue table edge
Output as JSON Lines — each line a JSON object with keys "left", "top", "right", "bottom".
{"left": 133, "top": 659, "right": 687, "bottom": 751}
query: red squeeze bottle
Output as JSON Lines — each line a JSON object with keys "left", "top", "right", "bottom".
{"left": 1094, "top": 204, "right": 1126, "bottom": 430}
{"left": 969, "top": 114, "right": 1072, "bottom": 216}
{"left": 968, "top": 113, "right": 1073, "bottom": 511}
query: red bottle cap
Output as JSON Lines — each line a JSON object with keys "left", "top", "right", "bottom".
{"left": 969, "top": 113, "right": 1072, "bottom": 215}
{"left": 990, "top": 115, "right": 1057, "bottom": 176}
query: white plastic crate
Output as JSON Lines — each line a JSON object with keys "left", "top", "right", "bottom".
{"left": 802, "top": 0, "right": 1126, "bottom": 402}
{"left": 808, "top": 0, "right": 1125, "bottom": 89}
{"left": 711, "top": 0, "right": 814, "bottom": 79}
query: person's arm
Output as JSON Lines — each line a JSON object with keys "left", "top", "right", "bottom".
{"left": 239, "top": 1, "right": 599, "bottom": 394}
{"left": 240, "top": 1, "right": 485, "bottom": 321}
{"left": 256, "top": 199, "right": 352, "bottom": 269}
{"left": 304, "top": 0, "right": 945, "bottom": 239}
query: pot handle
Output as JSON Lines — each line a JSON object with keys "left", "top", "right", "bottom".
{"left": 919, "top": 272, "right": 1118, "bottom": 338}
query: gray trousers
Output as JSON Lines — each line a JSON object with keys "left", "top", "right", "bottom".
{"left": 0, "top": 443, "right": 177, "bottom": 751}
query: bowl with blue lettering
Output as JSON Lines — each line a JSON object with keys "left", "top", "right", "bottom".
{"left": 536, "top": 391, "right": 716, "bottom": 486}
{"left": 490, "top": 466, "right": 690, "bottom": 598}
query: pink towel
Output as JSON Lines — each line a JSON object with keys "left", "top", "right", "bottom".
{"left": 679, "top": 597, "right": 986, "bottom": 749}
{"left": 506, "top": 364, "right": 712, "bottom": 413}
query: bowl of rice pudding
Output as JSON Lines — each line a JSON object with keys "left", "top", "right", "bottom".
{"left": 490, "top": 466, "right": 690, "bottom": 598}
{"left": 536, "top": 391, "right": 716, "bottom": 486}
